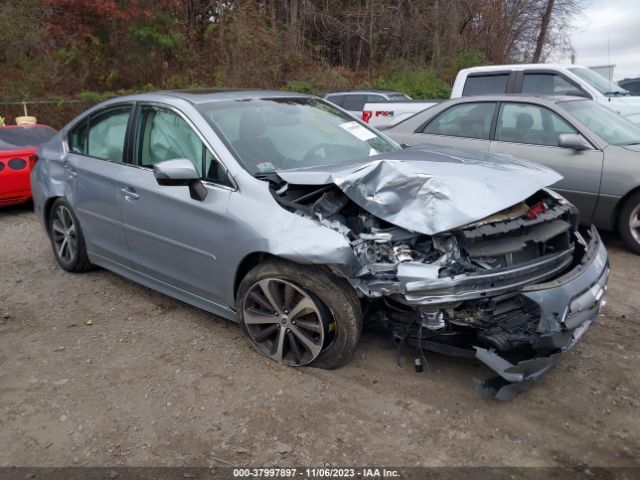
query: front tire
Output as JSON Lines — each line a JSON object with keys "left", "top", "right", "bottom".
{"left": 237, "top": 259, "right": 362, "bottom": 369}
{"left": 48, "top": 198, "right": 93, "bottom": 272}
{"left": 618, "top": 192, "right": 640, "bottom": 255}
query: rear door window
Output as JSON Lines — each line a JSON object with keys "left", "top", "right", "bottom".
{"left": 68, "top": 106, "right": 131, "bottom": 162}
{"left": 422, "top": 102, "right": 496, "bottom": 140}
{"left": 342, "top": 95, "right": 368, "bottom": 111}
{"left": 522, "top": 73, "right": 582, "bottom": 96}
{"left": 462, "top": 74, "right": 510, "bottom": 96}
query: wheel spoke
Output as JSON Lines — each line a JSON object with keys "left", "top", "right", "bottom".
{"left": 58, "top": 237, "right": 68, "bottom": 259}
{"left": 270, "top": 328, "right": 286, "bottom": 362}
{"left": 288, "top": 297, "right": 316, "bottom": 320}
{"left": 283, "top": 283, "right": 294, "bottom": 311}
{"left": 58, "top": 207, "right": 70, "bottom": 229}
{"left": 294, "top": 318, "right": 322, "bottom": 334}
{"left": 287, "top": 331, "right": 303, "bottom": 364}
{"left": 248, "top": 290, "right": 274, "bottom": 312}
{"left": 253, "top": 324, "right": 279, "bottom": 343}
{"left": 258, "top": 279, "right": 283, "bottom": 315}
{"left": 52, "top": 220, "right": 65, "bottom": 235}
{"left": 67, "top": 238, "right": 77, "bottom": 261}
{"left": 630, "top": 217, "right": 640, "bottom": 229}
{"left": 244, "top": 308, "right": 278, "bottom": 325}
{"left": 290, "top": 324, "right": 321, "bottom": 357}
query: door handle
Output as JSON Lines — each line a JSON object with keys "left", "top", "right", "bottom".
{"left": 121, "top": 187, "right": 140, "bottom": 200}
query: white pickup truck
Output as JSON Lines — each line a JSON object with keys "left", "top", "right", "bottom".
{"left": 361, "top": 63, "right": 640, "bottom": 129}
{"left": 452, "top": 64, "right": 640, "bottom": 124}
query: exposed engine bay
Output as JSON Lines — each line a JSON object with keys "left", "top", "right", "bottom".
{"left": 261, "top": 169, "right": 608, "bottom": 399}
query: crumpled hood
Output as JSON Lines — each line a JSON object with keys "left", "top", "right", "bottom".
{"left": 277, "top": 144, "right": 562, "bottom": 235}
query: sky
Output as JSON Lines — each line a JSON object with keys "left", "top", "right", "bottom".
{"left": 558, "top": 0, "right": 640, "bottom": 81}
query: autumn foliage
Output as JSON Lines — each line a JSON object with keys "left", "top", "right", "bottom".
{"left": 0, "top": 0, "right": 581, "bottom": 105}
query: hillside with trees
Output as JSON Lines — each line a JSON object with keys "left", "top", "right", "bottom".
{"left": 0, "top": 0, "right": 582, "bottom": 124}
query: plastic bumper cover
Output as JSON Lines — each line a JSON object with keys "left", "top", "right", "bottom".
{"left": 475, "top": 225, "right": 609, "bottom": 400}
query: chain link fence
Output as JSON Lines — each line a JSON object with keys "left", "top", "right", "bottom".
{"left": 0, "top": 99, "right": 98, "bottom": 129}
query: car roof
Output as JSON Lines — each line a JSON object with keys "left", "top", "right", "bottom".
{"left": 325, "top": 89, "right": 404, "bottom": 96}
{"left": 161, "top": 89, "right": 314, "bottom": 104}
{"left": 445, "top": 94, "right": 588, "bottom": 105}
{"left": 106, "top": 89, "right": 314, "bottom": 106}
{"left": 460, "top": 64, "right": 588, "bottom": 73}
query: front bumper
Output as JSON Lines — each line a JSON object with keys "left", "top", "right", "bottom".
{"left": 474, "top": 225, "right": 608, "bottom": 400}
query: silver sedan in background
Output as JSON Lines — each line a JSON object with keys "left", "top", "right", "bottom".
{"left": 384, "top": 95, "right": 640, "bottom": 254}
{"left": 31, "top": 90, "right": 609, "bottom": 399}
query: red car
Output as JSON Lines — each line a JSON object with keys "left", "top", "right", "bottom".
{"left": 0, "top": 124, "right": 57, "bottom": 206}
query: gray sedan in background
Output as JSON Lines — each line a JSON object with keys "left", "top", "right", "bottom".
{"left": 385, "top": 95, "right": 640, "bottom": 254}
{"left": 31, "top": 90, "right": 609, "bottom": 399}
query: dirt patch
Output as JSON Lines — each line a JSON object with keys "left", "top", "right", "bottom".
{"left": 1, "top": 204, "right": 639, "bottom": 467}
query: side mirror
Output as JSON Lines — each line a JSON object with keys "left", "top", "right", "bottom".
{"left": 153, "top": 159, "right": 208, "bottom": 201}
{"left": 558, "top": 133, "right": 590, "bottom": 151}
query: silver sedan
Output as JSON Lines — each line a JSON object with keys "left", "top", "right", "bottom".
{"left": 384, "top": 95, "right": 640, "bottom": 254}
{"left": 31, "top": 90, "right": 608, "bottom": 399}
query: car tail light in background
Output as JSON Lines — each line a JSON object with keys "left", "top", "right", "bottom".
{"left": 362, "top": 111, "right": 372, "bottom": 123}
{"left": 8, "top": 158, "right": 27, "bottom": 170}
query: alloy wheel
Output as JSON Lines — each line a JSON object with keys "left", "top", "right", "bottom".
{"left": 630, "top": 204, "right": 640, "bottom": 244}
{"left": 51, "top": 205, "right": 77, "bottom": 264}
{"left": 242, "top": 278, "right": 326, "bottom": 366}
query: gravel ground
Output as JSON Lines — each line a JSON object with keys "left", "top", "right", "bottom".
{"left": 1, "top": 203, "right": 639, "bottom": 468}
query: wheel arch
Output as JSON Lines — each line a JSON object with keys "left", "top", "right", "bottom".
{"left": 43, "top": 196, "right": 63, "bottom": 236}
{"left": 613, "top": 185, "right": 640, "bottom": 230}
{"left": 233, "top": 252, "right": 276, "bottom": 301}
{"left": 232, "top": 252, "right": 350, "bottom": 303}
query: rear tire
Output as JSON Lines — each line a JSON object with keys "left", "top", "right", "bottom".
{"left": 48, "top": 198, "right": 93, "bottom": 272}
{"left": 236, "top": 259, "right": 362, "bottom": 369}
{"left": 618, "top": 192, "right": 640, "bottom": 255}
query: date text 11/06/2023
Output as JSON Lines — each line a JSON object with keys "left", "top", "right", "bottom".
{"left": 232, "top": 468, "right": 400, "bottom": 478}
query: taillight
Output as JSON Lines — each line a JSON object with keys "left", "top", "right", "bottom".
{"left": 8, "top": 158, "right": 27, "bottom": 170}
{"left": 362, "top": 111, "right": 372, "bottom": 123}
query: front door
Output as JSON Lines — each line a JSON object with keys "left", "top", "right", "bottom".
{"left": 489, "top": 102, "right": 604, "bottom": 221}
{"left": 119, "top": 104, "right": 233, "bottom": 304}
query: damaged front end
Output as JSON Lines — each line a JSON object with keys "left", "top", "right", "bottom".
{"left": 260, "top": 155, "right": 609, "bottom": 400}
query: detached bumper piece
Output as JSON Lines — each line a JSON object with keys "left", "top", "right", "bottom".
{"left": 475, "top": 226, "right": 608, "bottom": 400}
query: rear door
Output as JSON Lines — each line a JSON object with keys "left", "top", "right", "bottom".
{"left": 63, "top": 104, "right": 132, "bottom": 265}
{"left": 489, "top": 102, "right": 603, "bottom": 220}
{"left": 407, "top": 101, "right": 497, "bottom": 152}
{"left": 119, "top": 103, "right": 233, "bottom": 304}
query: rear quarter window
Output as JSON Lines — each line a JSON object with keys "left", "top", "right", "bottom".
{"left": 342, "top": 95, "right": 367, "bottom": 111}
{"left": 68, "top": 119, "right": 88, "bottom": 155}
{"left": 462, "top": 74, "right": 510, "bottom": 96}
{"left": 325, "top": 95, "right": 345, "bottom": 107}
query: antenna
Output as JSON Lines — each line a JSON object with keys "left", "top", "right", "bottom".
{"left": 608, "top": 37, "right": 612, "bottom": 101}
